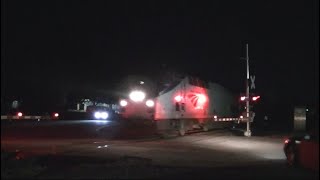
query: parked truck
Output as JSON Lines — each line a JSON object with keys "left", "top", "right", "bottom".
{"left": 154, "top": 76, "right": 243, "bottom": 136}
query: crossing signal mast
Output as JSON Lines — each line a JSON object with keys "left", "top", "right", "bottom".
{"left": 244, "top": 43, "right": 251, "bottom": 137}
{"left": 241, "top": 44, "right": 260, "bottom": 137}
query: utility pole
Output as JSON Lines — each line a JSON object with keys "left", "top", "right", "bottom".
{"left": 244, "top": 43, "right": 251, "bottom": 137}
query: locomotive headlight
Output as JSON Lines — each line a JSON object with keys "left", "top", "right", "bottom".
{"left": 146, "top": 100, "right": 154, "bottom": 107}
{"left": 120, "top": 100, "right": 128, "bottom": 107}
{"left": 129, "top": 91, "right": 146, "bottom": 102}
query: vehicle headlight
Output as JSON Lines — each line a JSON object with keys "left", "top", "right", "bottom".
{"left": 94, "top": 112, "right": 101, "bottom": 119}
{"left": 94, "top": 111, "right": 109, "bottom": 119}
{"left": 100, "top": 112, "right": 109, "bottom": 119}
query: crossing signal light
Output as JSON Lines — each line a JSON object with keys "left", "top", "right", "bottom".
{"left": 252, "top": 96, "right": 260, "bottom": 101}
{"left": 17, "top": 112, "right": 23, "bottom": 117}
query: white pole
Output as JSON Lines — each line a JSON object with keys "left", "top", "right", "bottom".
{"left": 244, "top": 43, "right": 251, "bottom": 137}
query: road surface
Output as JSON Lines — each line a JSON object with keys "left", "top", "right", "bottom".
{"left": 1, "top": 119, "right": 318, "bottom": 179}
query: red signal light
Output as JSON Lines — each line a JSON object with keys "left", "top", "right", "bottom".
{"left": 240, "top": 96, "right": 246, "bottom": 101}
{"left": 252, "top": 96, "right": 260, "bottom": 101}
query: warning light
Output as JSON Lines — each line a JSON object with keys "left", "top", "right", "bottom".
{"left": 174, "top": 95, "right": 182, "bottom": 102}
{"left": 240, "top": 96, "right": 246, "bottom": 101}
{"left": 284, "top": 139, "right": 290, "bottom": 144}
{"left": 252, "top": 96, "right": 260, "bottom": 101}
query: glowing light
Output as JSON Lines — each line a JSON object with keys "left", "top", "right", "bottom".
{"left": 284, "top": 139, "right": 289, "bottom": 144}
{"left": 174, "top": 95, "right": 182, "bottom": 102}
{"left": 146, "top": 100, "right": 155, "bottom": 107}
{"left": 193, "top": 93, "right": 207, "bottom": 109}
{"left": 295, "top": 140, "right": 301, "bottom": 144}
{"left": 240, "top": 115, "right": 243, "bottom": 119}
{"left": 240, "top": 96, "right": 246, "bottom": 101}
{"left": 97, "top": 145, "right": 108, "bottom": 148}
{"left": 94, "top": 112, "right": 101, "bottom": 119}
{"left": 120, "top": 100, "right": 128, "bottom": 107}
{"left": 94, "top": 112, "right": 108, "bottom": 119}
{"left": 54, "top": 113, "right": 59, "bottom": 117}
{"left": 252, "top": 96, "right": 260, "bottom": 101}
{"left": 214, "top": 115, "right": 217, "bottom": 119}
{"left": 197, "top": 94, "right": 207, "bottom": 103}
{"left": 17, "top": 112, "right": 23, "bottom": 117}
{"left": 100, "top": 112, "right": 109, "bottom": 119}
{"left": 129, "top": 91, "right": 146, "bottom": 102}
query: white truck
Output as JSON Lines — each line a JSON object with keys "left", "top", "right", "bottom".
{"left": 154, "top": 76, "right": 244, "bottom": 136}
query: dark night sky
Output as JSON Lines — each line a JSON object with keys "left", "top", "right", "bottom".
{"left": 1, "top": 0, "right": 318, "bottom": 109}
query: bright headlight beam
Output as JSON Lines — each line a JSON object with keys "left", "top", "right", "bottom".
{"left": 120, "top": 100, "right": 128, "bottom": 107}
{"left": 146, "top": 100, "right": 154, "bottom": 107}
{"left": 94, "top": 120, "right": 109, "bottom": 124}
{"left": 101, "top": 112, "right": 109, "bottom": 119}
{"left": 94, "top": 111, "right": 109, "bottom": 119}
{"left": 129, "top": 91, "right": 146, "bottom": 102}
{"left": 94, "top": 112, "right": 101, "bottom": 119}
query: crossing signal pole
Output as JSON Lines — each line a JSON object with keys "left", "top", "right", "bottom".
{"left": 244, "top": 43, "right": 251, "bottom": 137}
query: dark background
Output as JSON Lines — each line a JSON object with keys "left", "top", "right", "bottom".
{"left": 1, "top": 0, "right": 318, "bottom": 120}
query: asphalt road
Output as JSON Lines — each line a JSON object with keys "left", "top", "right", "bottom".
{"left": 1, "top": 119, "right": 318, "bottom": 179}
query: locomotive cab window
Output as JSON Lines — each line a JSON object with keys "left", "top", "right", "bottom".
{"left": 175, "top": 102, "right": 180, "bottom": 111}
